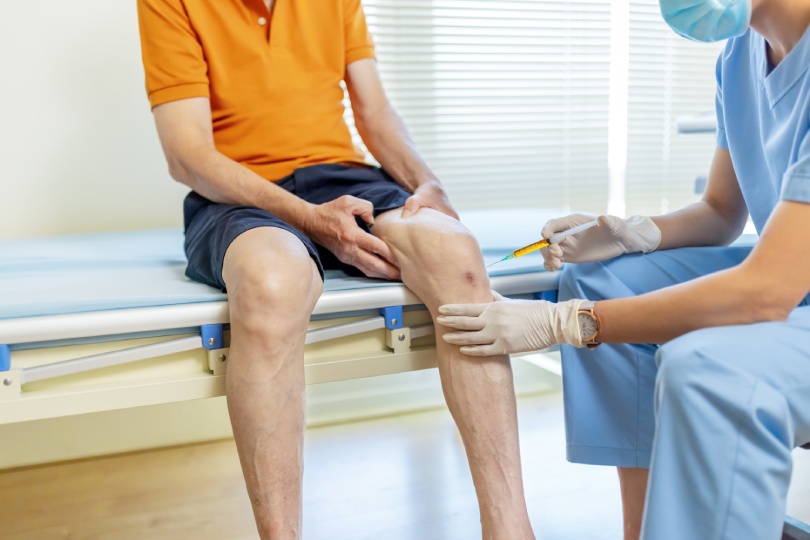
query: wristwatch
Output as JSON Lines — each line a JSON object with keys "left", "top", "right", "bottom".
{"left": 577, "top": 302, "right": 601, "bottom": 349}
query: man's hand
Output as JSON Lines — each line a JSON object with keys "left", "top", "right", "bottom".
{"left": 401, "top": 180, "right": 459, "bottom": 220}
{"left": 540, "top": 214, "right": 661, "bottom": 272}
{"left": 303, "top": 195, "right": 401, "bottom": 280}
{"left": 437, "top": 298, "right": 587, "bottom": 356}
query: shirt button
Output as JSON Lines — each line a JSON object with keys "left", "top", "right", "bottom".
{"left": 258, "top": 17, "right": 267, "bottom": 26}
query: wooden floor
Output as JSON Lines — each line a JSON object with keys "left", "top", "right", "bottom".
{"left": 2, "top": 392, "right": 809, "bottom": 540}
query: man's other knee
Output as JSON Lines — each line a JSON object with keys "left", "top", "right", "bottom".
{"left": 374, "top": 208, "right": 490, "bottom": 298}
{"left": 224, "top": 229, "right": 322, "bottom": 332}
{"left": 377, "top": 208, "right": 482, "bottom": 268}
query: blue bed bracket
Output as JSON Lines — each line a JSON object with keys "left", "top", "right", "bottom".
{"left": 0, "top": 344, "right": 20, "bottom": 400}
{"left": 0, "top": 345, "right": 10, "bottom": 372}
{"left": 534, "top": 290, "right": 558, "bottom": 303}
{"left": 380, "top": 306, "right": 411, "bottom": 353}
{"left": 380, "top": 306, "right": 404, "bottom": 330}
{"left": 201, "top": 324, "right": 224, "bottom": 350}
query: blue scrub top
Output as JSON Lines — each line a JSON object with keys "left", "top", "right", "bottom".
{"left": 716, "top": 25, "right": 810, "bottom": 233}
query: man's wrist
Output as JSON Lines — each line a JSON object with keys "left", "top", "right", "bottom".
{"left": 414, "top": 177, "right": 442, "bottom": 190}
{"left": 284, "top": 200, "right": 318, "bottom": 237}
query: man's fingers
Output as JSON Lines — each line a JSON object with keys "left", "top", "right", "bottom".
{"left": 347, "top": 197, "right": 376, "bottom": 225}
{"left": 401, "top": 196, "right": 421, "bottom": 219}
{"left": 357, "top": 231, "right": 398, "bottom": 266}
{"left": 437, "top": 202, "right": 460, "bottom": 220}
{"left": 435, "top": 315, "right": 486, "bottom": 331}
{"left": 355, "top": 250, "right": 401, "bottom": 280}
{"left": 437, "top": 303, "right": 488, "bottom": 317}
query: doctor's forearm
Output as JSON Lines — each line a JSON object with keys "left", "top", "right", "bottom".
{"left": 652, "top": 199, "right": 746, "bottom": 250}
{"left": 594, "top": 264, "right": 789, "bottom": 344}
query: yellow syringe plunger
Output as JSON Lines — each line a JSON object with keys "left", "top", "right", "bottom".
{"left": 486, "top": 239, "right": 550, "bottom": 267}
{"left": 486, "top": 219, "right": 599, "bottom": 268}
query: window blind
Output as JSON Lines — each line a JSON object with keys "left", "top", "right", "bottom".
{"left": 346, "top": 0, "right": 721, "bottom": 216}
{"left": 624, "top": 0, "right": 722, "bottom": 215}
{"left": 347, "top": 0, "right": 613, "bottom": 213}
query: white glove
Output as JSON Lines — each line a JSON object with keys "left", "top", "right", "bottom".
{"left": 437, "top": 298, "right": 588, "bottom": 356}
{"left": 540, "top": 214, "right": 661, "bottom": 272}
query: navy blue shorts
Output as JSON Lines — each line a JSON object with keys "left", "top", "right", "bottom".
{"left": 183, "top": 163, "right": 411, "bottom": 290}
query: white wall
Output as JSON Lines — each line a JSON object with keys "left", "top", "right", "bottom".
{"left": 0, "top": 3, "right": 557, "bottom": 469}
{"left": 0, "top": 1, "right": 186, "bottom": 240}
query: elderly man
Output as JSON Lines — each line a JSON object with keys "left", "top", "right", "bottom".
{"left": 136, "top": 0, "right": 534, "bottom": 538}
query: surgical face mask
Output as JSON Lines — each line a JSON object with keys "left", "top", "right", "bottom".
{"left": 659, "top": 0, "right": 752, "bottom": 43}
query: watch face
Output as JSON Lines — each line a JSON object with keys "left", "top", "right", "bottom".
{"left": 578, "top": 311, "right": 598, "bottom": 341}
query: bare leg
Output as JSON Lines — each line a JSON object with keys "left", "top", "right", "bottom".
{"left": 618, "top": 467, "right": 649, "bottom": 540}
{"left": 222, "top": 227, "right": 323, "bottom": 540}
{"left": 373, "top": 208, "right": 534, "bottom": 540}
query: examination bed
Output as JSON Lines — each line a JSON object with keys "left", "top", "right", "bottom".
{"left": 0, "top": 209, "right": 560, "bottom": 425}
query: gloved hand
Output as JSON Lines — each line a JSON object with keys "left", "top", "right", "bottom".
{"left": 437, "top": 298, "right": 588, "bottom": 356}
{"left": 540, "top": 214, "right": 661, "bottom": 271}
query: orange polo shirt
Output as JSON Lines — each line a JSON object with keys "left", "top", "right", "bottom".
{"left": 137, "top": 0, "right": 374, "bottom": 182}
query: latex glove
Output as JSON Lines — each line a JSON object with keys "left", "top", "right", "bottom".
{"left": 437, "top": 298, "right": 588, "bottom": 356}
{"left": 541, "top": 214, "right": 661, "bottom": 272}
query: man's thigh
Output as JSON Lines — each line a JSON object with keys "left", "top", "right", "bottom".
{"left": 183, "top": 189, "right": 324, "bottom": 291}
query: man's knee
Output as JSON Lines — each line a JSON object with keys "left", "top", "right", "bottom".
{"left": 224, "top": 230, "right": 322, "bottom": 331}
{"left": 376, "top": 208, "right": 482, "bottom": 270}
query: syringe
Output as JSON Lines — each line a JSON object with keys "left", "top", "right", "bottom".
{"left": 486, "top": 219, "right": 599, "bottom": 268}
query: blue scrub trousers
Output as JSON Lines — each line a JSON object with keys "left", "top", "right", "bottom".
{"left": 558, "top": 246, "right": 810, "bottom": 540}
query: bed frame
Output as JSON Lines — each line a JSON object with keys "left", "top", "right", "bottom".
{"left": 0, "top": 209, "right": 560, "bottom": 425}
{"left": 0, "top": 272, "right": 559, "bottom": 424}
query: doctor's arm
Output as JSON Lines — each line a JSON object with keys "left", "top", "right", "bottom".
{"left": 597, "top": 199, "right": 810, "bottom": 343}
{"left": 652, "top": 146, "right": 749, "bottom": 249}
{"left": 345, "top": 58, "right": 458, "bottom": 219}
{"left": 439, "top": 199, "right": 810, "bottom": 354}
{"left": 541, "top": 147, "right": 748, "bottom": 270}
{"left": 151, "top": 97, "right": 400, "bottom": 279}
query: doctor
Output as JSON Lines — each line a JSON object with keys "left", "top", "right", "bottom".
{"left": 438, "top": 0, "right": 810, "bottom": 538}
